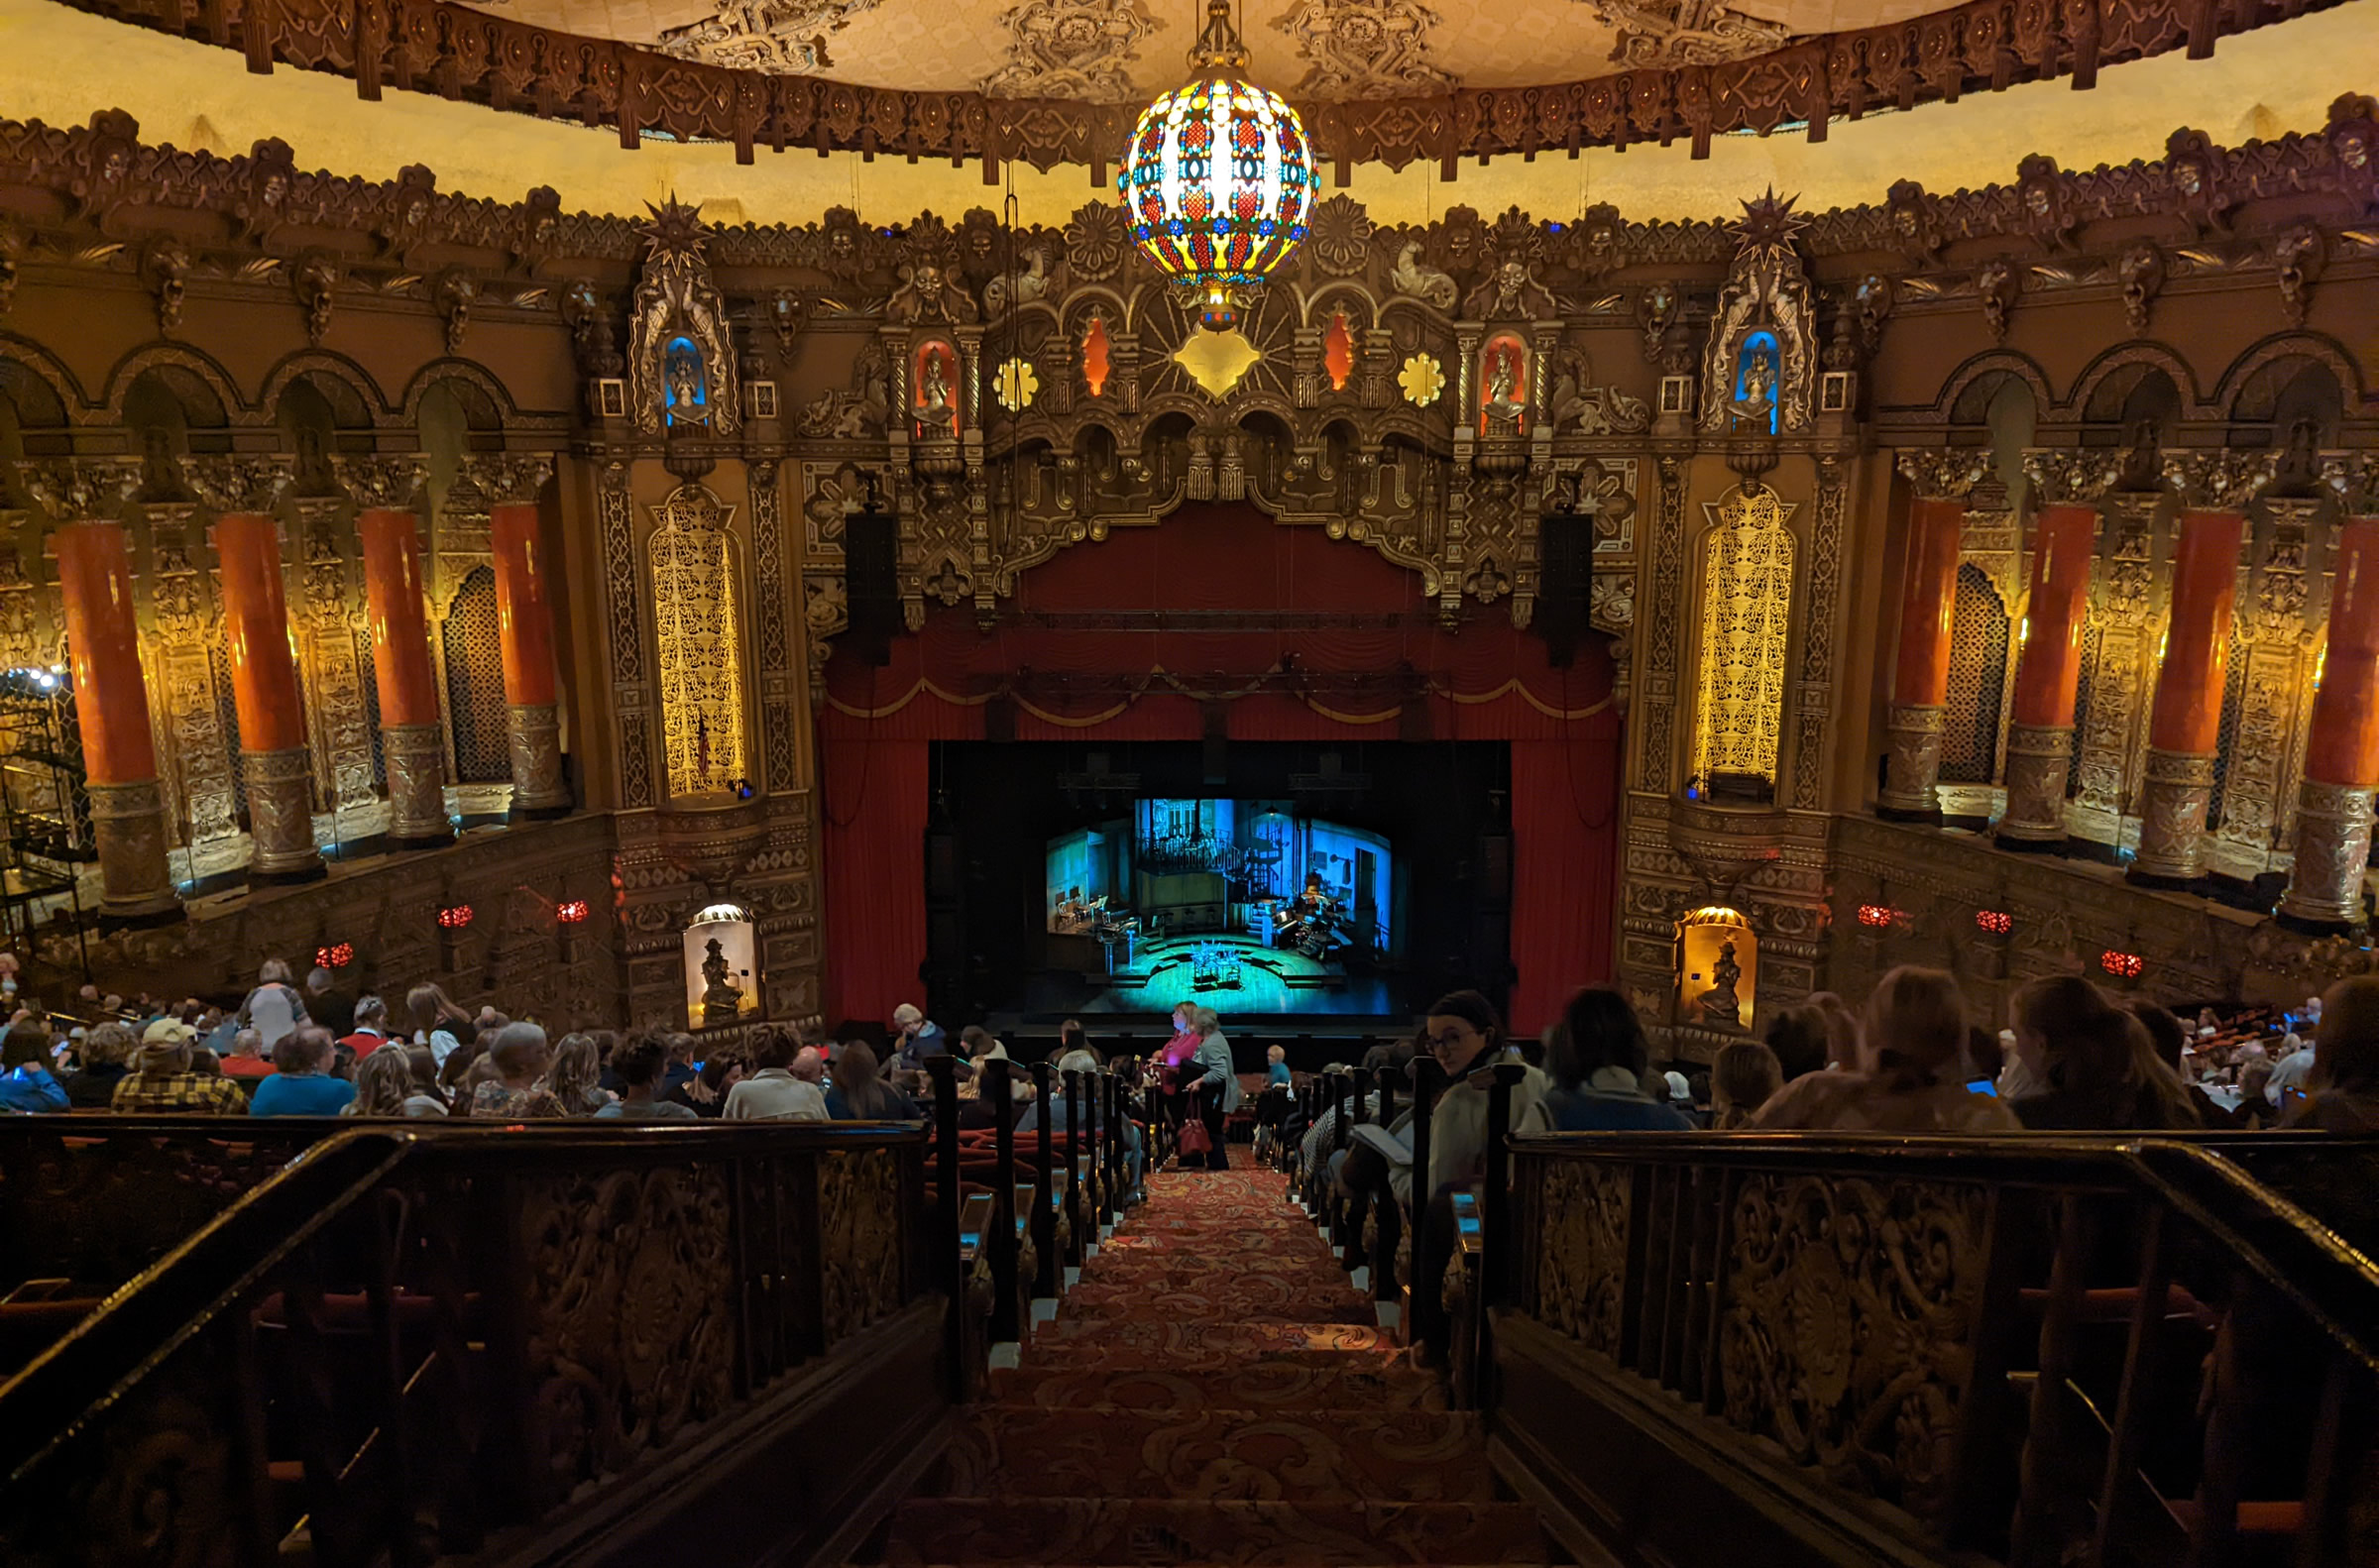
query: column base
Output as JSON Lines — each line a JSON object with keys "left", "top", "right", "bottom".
{"left": 382, "top": 722, "right": 454, "bottom": 849}
{"left": 243, "top": 745, "right": 325, "bottom": 881}
{"left": 2277, "top": 779, "right": 2378, "bottom": 931}
{"left": 1995, "top": 834, "right": 2068, "bottom": 855}
{"left": 507, "top": 703, "right": 573, "bottom": 816}
{"left": 98, "top": 901, "right": 189, "bottom": 932}
{"left": 2128, "top": 746, "right": 2216, "bottom": 885}
{"left": 84, "top": 778, "right": 182, "bottom": 922}
{"left": 1877, "top": 703, "right": 1947, "bottom": 820}
{"left": 1996, "top": 725, "right": 2073, "bottom": 850}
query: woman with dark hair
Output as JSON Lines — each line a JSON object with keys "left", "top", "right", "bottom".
{"left": 1710, "top": 1042, "right": 1784, "bottom": 1130}
{"left": 2128, "top": 999, "right": 2235, "bottom": 1127}
{"left": 1545, "top": 988, "right": 1692, "bottom": 1132}
{"left": 825, "top": 1043, "right": 922, "bottom": 1120}
{"left": 0, "top": 1020, "right": 65, "bottom": 1114}
{"left": 2006, "top": 975, "right": 2197, "bottom": 1131}
{"left": 1761, "top": 1005, "right": 1832, "bottom": 1083}
{"left": 670, "top": 1047, "right": 744, "bottom": 1118}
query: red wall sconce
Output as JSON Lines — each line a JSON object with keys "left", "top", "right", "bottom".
{"left": 2100, "top": 950, "right": 2145, "bottom": 980}
{"left": 1975, "top": 910, "right": 2013, "bottom": 937}
{"left": 1856, "top": 904, "right": 1898, "bottom": 929}
{"left": 314, "top": 942, "right": 355, "bottom": 968}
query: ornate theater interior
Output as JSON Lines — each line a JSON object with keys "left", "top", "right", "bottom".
{"left": 2, "top": 0, "right": 2378, "bottom": 1560}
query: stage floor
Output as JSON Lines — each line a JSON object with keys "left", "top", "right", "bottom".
{"left": 1051, "top": 932, "right": 1397, "bottom": 1017}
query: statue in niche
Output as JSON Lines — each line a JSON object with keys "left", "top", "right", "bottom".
{"left": 664, "top": 339, "right": 708, "bottom": 427}
{"left": 1482, "top": 340, "right": 1527, "bottom": 436}
{"left": 915, "top": 346, "right": 958, "bottom": 438}
{"left": 1728, "top": 341, "right": 1777, "bottom": 431}
{"left": 699, "top": 936, "right": 743, "bottom": 1026}
{"left": 1700, "top": 939, "right": 1744, "bottom": 1027}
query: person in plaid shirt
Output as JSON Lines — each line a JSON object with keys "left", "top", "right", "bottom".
{"left": 111, "top": 1019, "right": 248, "bottom": 1115}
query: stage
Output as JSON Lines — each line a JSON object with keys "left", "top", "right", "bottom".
{"left": 1036, "top": 931, "right": 1398, "bottom": 1017}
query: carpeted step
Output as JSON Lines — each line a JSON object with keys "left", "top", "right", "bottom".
{"left": 1029, "top": 1316, "right": 1400, "bottom": 1357}
{"left": 1060, "top": 1277, "right": 1375, "bottom": 1324}
{"left": 882, "top": 1497, "right": 1548, "bottom": 1565}
{"left": 993, "top": 1358, "right": 1446, "bottom": 1413}
{"left": 945, "top": 1404, "right": 1492, "bottom": 1503}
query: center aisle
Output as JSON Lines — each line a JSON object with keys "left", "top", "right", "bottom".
{"left": 880, "top": 1167, "right": 1551, "bottom": 1565}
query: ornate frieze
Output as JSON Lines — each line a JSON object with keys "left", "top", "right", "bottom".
{"left": 981, "top": 0, "right": 1156, "bottom": 100}
{"left": 1277, "top": 0, "right": 1457, "bottom": 99}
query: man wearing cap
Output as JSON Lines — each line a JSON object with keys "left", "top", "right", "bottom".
{"left": 111, "top": 1019, "right": 248, "bottom": 1115}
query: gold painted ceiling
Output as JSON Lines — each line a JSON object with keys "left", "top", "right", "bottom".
{"left": 479, "top": 0, "right": 1960, "bottom": 96}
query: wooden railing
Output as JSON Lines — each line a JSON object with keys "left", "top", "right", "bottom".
{"left": 0, "top": 1121, "right": 938, "bottom": 1568}
{"left": 1491, "top": 1130, "right": 2379, "bottom": 1568}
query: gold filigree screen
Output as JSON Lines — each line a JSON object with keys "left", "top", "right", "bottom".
{"left": 1688, "top": 486, "right": 1797, "bottom": 795}
{"left": 649, "top": 485, "right": 749, "bottom": 799}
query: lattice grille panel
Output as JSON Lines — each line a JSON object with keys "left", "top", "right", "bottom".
{"left": 2208, "top": 621, "right": 2249, "bottom": 831}
{"left": 2067, "top": 614, "right": 2099, "bottom": 797}
{"left": 443, "top": 566, "right": 510, "bottom": 784}
{"left": 1940, "top": 563, "right": 2011, "bottom": 784}
{"left": 1688, "top": 487, "right": 1795, "bottom": 796}
{"left": 356, "top": 637, "right": 388, "bottom": 792}
{"left": 209, "top": 642, "right": 248, "bottom": 823}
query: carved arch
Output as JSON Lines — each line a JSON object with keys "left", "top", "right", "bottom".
{"left": 2060, "top": 342, "right": 2206, "bottom": 422}
{"left": 257, "top": 350, "right": 393, "bottom": 425}
{"left": 1300, "top": 281, "right": 1382, "bottom": 328}
{"left": 398, "top": 357, "right": 525, "bottom": 428}
{"left": 0, "top": 335, "right": 92, "bottom": 424}
{"left": 99, "top": 342, "right": 251, "bottom": 424}
{"left": 1926, "top": 350, "right": 2054, "bottom": 424}
{"left": 2211, "top": 331, "right": 2367, "bottom": 419}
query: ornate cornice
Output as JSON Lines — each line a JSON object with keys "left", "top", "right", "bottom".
{"left": 330, "top": 453, "right": 431, "bottom": 508}
{"left": 183, "top": 455, "right": 297, "bottom": 514}
{"left": 47, "top": 0, "right": 2349, "bottom": 170}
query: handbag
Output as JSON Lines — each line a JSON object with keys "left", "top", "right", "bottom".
{"left": 1176, "top": 1116, "right": 1213, "bottom": 1157}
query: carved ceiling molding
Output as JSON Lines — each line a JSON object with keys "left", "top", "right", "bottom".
{"left": 979, "top": 0, "right": 1159, "bottom": 101}
{"left": 1576, "top": 0, "right": 1793, "bottom": 68}
{"left": 4, "top": 98, "right": 2376, "bottom": 300}
{"left": 46, "top": 0, "right": 2346, "bottom": 168}
{"left": 1275, "top": 0, "right": 1459, "bottom": 100}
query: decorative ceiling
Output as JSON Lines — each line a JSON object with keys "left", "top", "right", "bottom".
{"left": 467, "top": 0, "right": 1957, "bottom": 98}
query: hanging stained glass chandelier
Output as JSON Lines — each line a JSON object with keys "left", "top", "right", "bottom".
{"left": 1119, "top": 0, "right": 1315, "bottom": 333}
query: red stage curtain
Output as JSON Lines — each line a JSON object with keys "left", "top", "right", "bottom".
{"left": 1509, "top": 734, "right": 1622, "bottom": 1038}
{"left": 820, "top": 730, "right": 932, "bottom": 1029}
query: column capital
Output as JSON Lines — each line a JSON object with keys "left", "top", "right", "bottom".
{"left": 331, "top": 454, "right": 431, "bottom": 511}
{"left": 2320, "top": 451, "right": 2379, "bottom": 513}
{"left": 2162, "top": 448, "right": 2276, "bottom": 512}
{"left": 2021, "top": 449, "right": 2129, "bottom": 506}
{"left": 1892, "top": 447, "right": 1992, "bottom": 503}
{"left": 183, "top": 454, "right": 296, "bottom": 515}
{"left": 18, "top": 458, "right": 142, "bottom": 522}
{"left": 458, "top": 453, "right": 554, "bottom": 506}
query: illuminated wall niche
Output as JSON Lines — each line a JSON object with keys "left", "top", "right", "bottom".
{"left": 1676, "top": 905, "right": 1756, "bottom": 1030}
{"left": 1688, "top": 485, "right": 1797, "bottom": 801}
{"left": 913, "top": 340, "right": 961, "bottom": 437}
{"left": 1479, "top": 333, "right": 1529, "bottom": 436}
{"left": 648, "top": 484, "right": 749, "bottom": 800}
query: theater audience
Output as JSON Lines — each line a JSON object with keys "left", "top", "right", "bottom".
{"left": 303, "top": 965, "right": 357, "bottom": 1038}
{"left": 725, "top": 1024, "right": 829, "bottom": 1121}
{"left": 1806, "top": 991, "right": 1863, "bottom": 1070}
{"left": 112, "top": 1020, "right": 248, "bottom": 1115}
{"left": 1545, "top": 988, "right": 1692, "bottom": 1132}
{"left": 346, "top": 1047, "right": 447, "bottom": 1117}
{"left": 472, "top": 1023, "right": 566, "bottom": 1119}
{"left": 2286, "top": 976, "right": 2379, "bottom": 1132}
{"left": 2004, "top": 976, "right": 2197, "bottom": 1131}
{"left": 826, "top": 1043, "right": 921, "bottom": 1120}
{"left": 0, "top": 1020, "right": 65, "bottom": 1113}
{"left": 63, "top": 1021, "right": 137, "bottom": 1108}
{"left": 1755, "top": 966, "right": 2020, "bottom": 1132}
{"left": 671, "top": 1049, "right": 743, "bottom": 1118}
{"left": 1762, "top": 1006, "right": 1831, "bottom": 1083}
{"left": 249, "top": 1027, "right": 358, "bottom": 1117}
{"left": 597, "top": 1035, "right": 700, "bottom": 1121}
{"left": 1711, "top": 1041, "right": 1783, "bottom": 1129}
{"left": 891, "top": 1003, "right": 950, "bottom": 1070}
{"left": 546, "top": 1032, "right": 616, "bottom": 1116}
{"left": 2265, "top": 1030, "right": 2319, "bottom": 1109}
{"left": 2129, "top": 1000, "right": 2237, "bottom": 1128}
{"left": 1187, "top": 1007, "right": 1240, "bottom": 1172}
{"left": 340, "top": 996, "right": 394, "bottom": 1062}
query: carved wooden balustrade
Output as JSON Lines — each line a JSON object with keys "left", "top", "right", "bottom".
{"left": 0, "top": 1120, "right": 938, "bottom": 1568}
{"left": 1493, "top": 1132, "right": 2379, "bottom": 1568}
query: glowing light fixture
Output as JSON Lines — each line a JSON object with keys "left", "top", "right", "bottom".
{"left": 556, "top": 899, "right": 591, "bottom": 925}
{"left": 1975, "top": 910, "right": 2013, "bottom": 936}
{"left": 1119, "top": 0, "right": 1314, "bottom": 334}
{"left": 315, "top": 942, "right": 355, "bottom": 968}
{"left": 2100, "top": 950, "right": 2145, "bottom": 979}
{"left": 436, "top": 904, "right": 475, "bottom": 931}
{"left": 1856, "top": 904, "right": 1898, "bottom": 929}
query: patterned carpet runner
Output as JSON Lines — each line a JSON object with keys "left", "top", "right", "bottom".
{"left": 880, "top": 1167, "right": 1550, "bottom": 1565}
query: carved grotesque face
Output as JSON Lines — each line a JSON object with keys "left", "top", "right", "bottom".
{"left": 99, "top": 147, "right": 129, "bottom": 184}
{"left": 2175, "top": 161, "right": 2205, "bottom": 195}
{"left": 261, "top": 171, "right": 287, "bottom": 207}
{"left": 828, "top": 224, "right": 856, "bottom": 260}
{"left": 1891, "top": 205, "right": 1919, "bottom": 237}
{"left": 912, "top": 264, "right": 942, "bottom": 297}
{"left": 1498, "top": 260, "right": 1526, "bottom": 292}
{"left": 2340, "top": 128, "right": 2372, "bottom": 170}
{"left": 2024, "top": 184, "right": 2051, "bottom": 217}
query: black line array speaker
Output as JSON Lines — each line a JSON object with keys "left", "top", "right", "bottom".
{"left": 845, "top": 503, "right": 899, "bottom": 667}
{"left": 1534, "top": 508, "right": 1596, "bottom": 668}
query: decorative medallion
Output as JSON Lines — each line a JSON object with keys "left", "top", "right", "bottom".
{"left": 1398, "top": 351, "right": 1445, "bottom": 407}
{"left": 993, "top": 357, "right": 1041, "bottom": 411}
{"left": 1173, "top": 329, "right": 1263, "bottom": 399}
{"left": 658, "top": 0, "right": 883, "bottom": 72}
{"left": 1277, "top": 0, "right": 1457, "bottom": 99}
{"left": 981, "top": 0, "right": 1157, "bottom": 101}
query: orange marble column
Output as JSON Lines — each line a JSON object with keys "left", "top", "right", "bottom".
{"left": 53, "top": 515, "right": 180, "bottom": 920}
{"left": 2280, "top": 517, "right": 2379, "bottom": 928}
{"left": 1877, "top": 496, "right": 1967, "bottom": 821}
{"left": 1997, "top": 504, "right": 2098, "bottom": 849}
{"left": 360, "top": 506, "right": 453, "bottom": 847}
{"left": 215, "top": 511, "right": 323, "bottom": 882}
{"left": 490, "top": 498, "right": 571, "bottom": 815}
{"left": 2129, "top": 508, "right": 2245, "bottom": 886}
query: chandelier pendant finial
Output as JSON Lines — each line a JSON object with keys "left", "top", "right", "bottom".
{"left": 1118, "top": 0, "right": 1313, "bottom": 336}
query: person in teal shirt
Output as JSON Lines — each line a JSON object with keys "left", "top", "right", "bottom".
{"left": 248, "top": 1028, "right": 357, "bottom": 1117}
{"left": 1267, "top": 1044, "right": 1293, "bottom": 1085}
